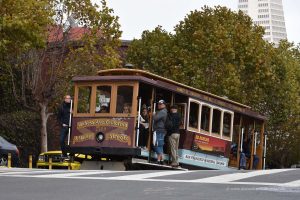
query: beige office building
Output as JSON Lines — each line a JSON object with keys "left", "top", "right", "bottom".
{"left": 238, "top": 0, "right": 287, "bottom": 45}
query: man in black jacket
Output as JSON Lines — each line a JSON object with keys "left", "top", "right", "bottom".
{"left": 167, "top": 105, "right": 181, "bottom": 167}
{"left": 58, "top": 95, "right": 72, "bottom": 157}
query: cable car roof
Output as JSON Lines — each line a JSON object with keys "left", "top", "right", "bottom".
{"left": 73, "top": 68, "right": 266, "bottom": 120}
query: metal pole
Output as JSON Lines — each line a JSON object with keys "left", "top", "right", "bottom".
{"left": 263, "top": 134, "right": 267, "bottom": 170}
{"left": 254, "top": 132, "right": 257, "bottom": 155}
{"left": 148, "top": 88, "right": 156, "bottom": 163}
{"left": 67, "top": 99, "right": 73, "bottom": 145}
{"left": 49, "top": 158, "right": 52, "bottom": 170}
{"left": 136, "top": 97, "right": 142, "bottom": 147}
{"left": 8, "top": 153, "right": 11, "bottom": 168}
{"left": 29, "top": 155, "right": 32, "bottom": 169}
{"left": 238, "top": 128, "right": 244, "bottom": 169}
{"left": 68, "top": 160, "right": 71, "bottom": 170}
{"left": 240, "top": 128, "right": 244, "bottom": 153}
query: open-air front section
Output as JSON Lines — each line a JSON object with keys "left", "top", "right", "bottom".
{"left": 68, "top": 68, "right": 267, "bottom": 170}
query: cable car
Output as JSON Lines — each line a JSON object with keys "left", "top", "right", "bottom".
{"left": 67, "top": 68, "right": 267, "bottom": 170}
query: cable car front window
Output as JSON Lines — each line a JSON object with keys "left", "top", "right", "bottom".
{"left": 77, "top": 86, "right": 92, "bottom": 113}
{"left": 116, "top": 86, "right": 133, "bottom": 114}
{"left": 95, "top": 86, "right": 111, "bottom": 113}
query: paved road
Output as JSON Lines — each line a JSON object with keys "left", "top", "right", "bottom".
{"left": 0, "top": 168, "right": 299, "bottom": 200}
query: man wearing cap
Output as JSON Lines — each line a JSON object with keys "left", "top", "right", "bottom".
{"left": 167, "top": 105, "right": 181, "bottom": 167}
{"left": 153, "top": 99, "right": 168, "bottom": 164}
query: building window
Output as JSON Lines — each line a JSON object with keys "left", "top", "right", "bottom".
{"left": 116, "top": 86, "right": 133, "bottom": 114}
{"left": 188, "top": 102, "right": 200, "bottom": 129}
{"left": 258, "top": 3, "right": 268, "bottom": 7}
{"left": 77, "top": 86, "right": 92, "bottom": 113}
{"left": 95, "top": 86, "right": 111, "bottom": 113}
{"left": 201, "top": 105, "right": 211, "bottom": 132}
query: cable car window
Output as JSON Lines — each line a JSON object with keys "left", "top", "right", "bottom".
{"left": 223, "top": 112, "right": 232, "bottom": 138}
{"left": 189, "top": 102, "right": 199, "bottom": 129}
{"left": 116, "top": 86, "right": 133, "bottom": 113}
{"left": 176, "top": 103, "right": 186, "bottom": 129}
{"left": 95, "top": 86, "right": 111, "bottom": 113}
{"left": 77, "top": 86, "right": 92, "bottom": 113}
{"left": 212, "top": 109, "right": 221, "bottom": 135}
{"left": 201, "top": 105, "right": 211, "bottom": 132}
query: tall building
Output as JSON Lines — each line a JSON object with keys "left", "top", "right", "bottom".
{"left": 238, "top": 0, "right": 287, "bottom": 45}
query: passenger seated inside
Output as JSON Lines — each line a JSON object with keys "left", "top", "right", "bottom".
{"left": 123, "top": 103, "right": 131, "bottom": 114}
{"left": 100, "top": 104, "right": 109, "bottom": 113}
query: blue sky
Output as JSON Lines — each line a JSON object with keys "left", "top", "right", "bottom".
{"left": 98, "top": 0, "right": 299, "bottom": 44}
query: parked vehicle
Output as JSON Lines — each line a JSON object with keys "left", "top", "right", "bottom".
{"left": 0, "top": 136, "right": 20, "bottom": 167}
{"left": 37, "top": 151, "right": 90, "bottom": 170}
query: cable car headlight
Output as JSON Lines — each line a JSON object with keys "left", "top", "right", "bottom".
{"left": 96, "top": 132, "right": 105, "bottom": 143}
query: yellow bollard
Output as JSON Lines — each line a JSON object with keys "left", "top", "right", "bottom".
{"left": 49, "top": 157, "right": 52, "bottom": 170}
{"left": 29, "top": 155, "right": 32, "bottom": 169}
{"left": 8, "top": 153, "right": 11, "bottom": 168}
{"left": 68, "top": 160, "right": 71, "bottom": 170}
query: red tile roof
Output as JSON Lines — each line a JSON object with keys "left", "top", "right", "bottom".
{"left": 47, "top": 26, "right": 97, "bottom": 43}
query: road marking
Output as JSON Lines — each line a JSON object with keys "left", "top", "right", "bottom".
{"left": 107, "top": 170, "right": 190, "bottom": 180}
{"left": 34, "top": 170, "right": 121, "bottom": 177}
{"left": 281, "top": 179, "right": 300, "bottom": 187}
{"left": 0, "top": 169, "right": 65, "bottom": 175}
{"left": 1, "top": 168, "right": 298, "bottom": 188}
{"left": 191, "top": 169, "right": 294, "bottom": 183}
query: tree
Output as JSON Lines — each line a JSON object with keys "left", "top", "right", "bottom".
{"left": 127, "top": 7, "right": 271, "bottom": 102}
{"left": 126, "top": 26, "right": 177, "bottom": 78}
{"left": 2, "top": 0, "right": 122, "bottom": 152}
{"left": 264, "top": 41, "right": 300, "bottom": 168}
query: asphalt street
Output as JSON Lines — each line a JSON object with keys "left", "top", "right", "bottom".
{"left": 0, "top": 168, "right": 299, "bottom": 200}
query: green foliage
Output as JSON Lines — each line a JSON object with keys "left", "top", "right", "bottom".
{"left": 1, "top": 0, "right": 122, "bottom": 153}
{"left": 0, "top": 111, "right": 41, "bottom": 167}
{"left": 54, "top": 0, "right": 122, "bottom": 106}
{"left": 127, "top": 6, "right": 300, "bottom": 168}
{"left": 127, "top": 26, "right": 176, "bottom": 78}
{"left": 0, "top": 0, "right": 53, "bottom": 54}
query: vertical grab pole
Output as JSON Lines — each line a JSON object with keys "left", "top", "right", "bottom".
{"left": 67, "top": 99, "right": 73, "bottom": 146}
{"left": 240, "top": 128, "right": 244, "bottom": 154}
{"left": 263, "top": 134, "right": 267, "bottom": 170}
{"left": 136, "top": 97, "right": 142, "bottom": 147}
{"left": 254, "top": 132, "right": 257, "bottom": 155}
{"left": 238, "top": 128, "right": 244, "bottom": 169}
{"left": 148, "top": 88, "right": 156, "bottom": 163}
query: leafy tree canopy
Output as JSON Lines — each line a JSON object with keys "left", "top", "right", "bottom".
{"left": 127, "top": 6, "right": 300, "bottom": 168}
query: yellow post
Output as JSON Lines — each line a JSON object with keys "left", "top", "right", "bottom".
{"left": 68, "top": 160, "right": 71, "bottom": 170}
{"left": 29, "top": 155, "right": 32, "bottom": 169}
{"left": 8, "top": 153, "right": 12, "bottom": 168}
{"left": 49, "top": 158, "right": 52, "bottom": 170}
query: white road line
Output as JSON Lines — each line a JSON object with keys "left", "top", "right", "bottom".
{"left": 1, "top": 169, "right": 298, "bottom": 188}
{"left": 34, "top": 170, "right": 121, "bottom": 178}
{"left": 4, "top": 175, "right": 283, "bottom": 186}
{"left": 107, "top": 170, "right": 190, "bottom": 180}
{"left": 281, "top": 179, "right": 300, "bottom": 187}
{"left": 0, "top": 170, "right": 65, "bottom": 175}
{"left": 191, "top": 169, "right": 294, "bottom": 183}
